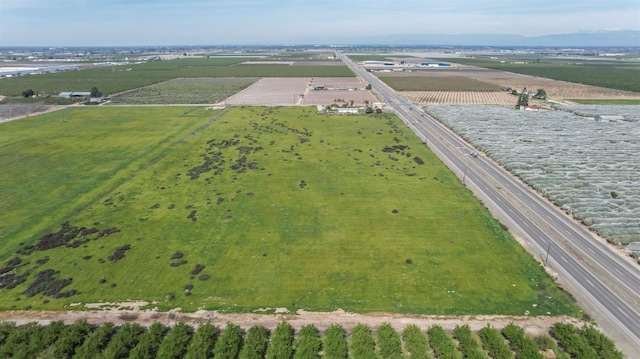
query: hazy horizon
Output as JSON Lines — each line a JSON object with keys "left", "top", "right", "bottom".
{"left": 1, "top": 0, "right": 639, "bottom": 47}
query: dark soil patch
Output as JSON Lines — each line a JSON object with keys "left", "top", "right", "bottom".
{"left": 187, "top": 210, "right": 197, "bottom": 222}
{"left": 198, "top": 274, "right": 210, "bottom": 281}
{"left": 170, "top": 260, "right": 187, "bottom": 267}
{"left": 118, "top": 313, "right": 140, "bottom": 321}
{"left": 108, "top": 244, "right": 131, "bottom": 262}
{"left": 184, "top": 284, "right": 194, "bottom": 290}
{"left": 23, "top": 269, "right": 75, "bottom": 298}
{"left": 190, "top": 264, "right": 205, "bottom": 275}
{"left": 171, "top": 252, "right": 184, "bottom": 260}
{"left": 413, "top": 157, "right": 425, "bottom": 165}
{"left": 3, "top": 262, "right": 32, "bottom": 291}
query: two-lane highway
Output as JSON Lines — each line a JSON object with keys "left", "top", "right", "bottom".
{"left": 338, "top": 52, "right": 640, "bottom": 356}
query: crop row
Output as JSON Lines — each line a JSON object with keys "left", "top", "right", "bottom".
{"left": 400, "top": 91, "right": 515, "bottom": 105}
{"left": 0, "top": 320, "right": 620, "bottom": 358}
{"left": 110, "top": 77, "right": 259, "bottom": 105}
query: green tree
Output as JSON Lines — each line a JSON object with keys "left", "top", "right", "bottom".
{"left": 212, "top": 322, "right": 243, "bottom": 359}
{"left": 266, "top": 322, "right": 294, "bottom": 359}
{"left": 184, "top": 322, "right": 218, "bottom": 359}
{"left": 516, "top": 88, "right": 529, "bottom": 109}
{"left": 239, "top": 325, "right": 270, "bottom": 359}
{"left": 155, "top": 323, "right": 192, "bottom": 359}
{"left": 91, "top": 87, "right": 102, "bottom": 98}
{"left": 322, "top": 324, "right": 348, "bottom": 359}
{"left": 128, "top": 322, "right": 168, "bottom": 359}
{"left": 349, "top": 324, "right": 375, "bottom": 359}
{"left": 293, "top": 324, "right": 321, "bottom": 359}
{"left": 534, "top": 88, "right": 547, "bottom": 99}
{"left": 22, "top": 89, "right": 34, "bottom": 98}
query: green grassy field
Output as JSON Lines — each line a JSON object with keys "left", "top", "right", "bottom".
{"left": 0, "top": 58, "right": 354, "bottom": 97}
{"left": 379, "top": 76, "right": 503, "bottom": 91}
{"left": 0, "top": 106, "right": 580, "bottom": 316}
{"left": 109, "top": 77, "right": 259, "bottom": 104}
{"left": 443, "top": 57, "right": 640, "bottom": 93}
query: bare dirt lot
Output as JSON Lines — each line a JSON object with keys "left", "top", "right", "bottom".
{"left": 225, "top": 77, "right": 377, "bottom": 106}
{"left": 0, "top": 103, "right": 61, "bottom": 122}
{"left": 378, "top": 67, "right": 640, "bottom": 101}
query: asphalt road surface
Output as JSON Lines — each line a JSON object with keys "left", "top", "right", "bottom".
{"left": 337, "top": 52, "right": 640, "bottom": 356}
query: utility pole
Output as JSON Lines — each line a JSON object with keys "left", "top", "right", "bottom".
{"left": 545, "top": 241, "right": 552, "bottom": 266}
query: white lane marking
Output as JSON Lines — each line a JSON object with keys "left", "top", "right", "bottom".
{"left": 618, "top": 307, "right": 631, "bottom": 318}
{"left": 615, "top": 268, "right": 624, "bottom": 275}
{"left": 586, "top": 279, "right": 595, "bottom": 287}
{"left": 560, "top": 256, "right": 568, "bottom": 263}
{"left": 587, "top": 247, "right": 595, "bottom": 254}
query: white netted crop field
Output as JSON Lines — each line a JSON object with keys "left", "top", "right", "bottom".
{"left": 425, "top": 104, "right": 640, "bottom": 245}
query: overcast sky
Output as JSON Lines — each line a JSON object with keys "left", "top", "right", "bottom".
{"left": 1, "top": 0, "right": 639, "bottom": 46}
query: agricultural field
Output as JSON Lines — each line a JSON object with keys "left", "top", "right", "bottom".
{"left": 0, "top": 106, "right": 580, "bottom": 316}
{"left": 376, "top": 75, "right": 514, "bottom": 105}
{"left": 443, "top": 57, "right": 640, "bottom": 94}
{"left": 109, "top": 78, "right": 259, "bottom": 105}
{"left": 425, "top": 104, "right": 640, "bottom": 249}
{"left": 0, "top": 319, "right": 623, "bottom": 359}
{"left": 377, "top": 67, "right": 640, "bottom": 101}
{"left": 400, "top": 91, "right": 515, "bottom": 105}
{"left": 0, "top": 57, "right": 353, "bottom": 97}
{"left": 378, "top": 76, "right": 502, "bottom": 92}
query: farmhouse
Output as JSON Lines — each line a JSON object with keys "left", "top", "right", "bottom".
{"left": 519, "top": 105, "right": 550, "bottom": 111}
{"left": 336, "top": 108, "right": 359, "bottom": 115}
{"left": 421, "top": 62, "right": 450, "bottom": 67}
{"left": 58, "top": 91, "right": 92, "bottom": 99}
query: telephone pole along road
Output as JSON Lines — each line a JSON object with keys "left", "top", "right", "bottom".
{"left": 336, "top": 52, "right": 640, "bottom": 356}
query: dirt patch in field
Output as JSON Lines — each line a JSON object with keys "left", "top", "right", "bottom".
{"left": 225, "top": 77, "right": 377, "bottom": 106}
{"left": 0, "top": 104, "right": 62, "bottom": 123}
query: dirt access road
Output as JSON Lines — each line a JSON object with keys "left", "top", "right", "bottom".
{"left": 0, "top": 304, "right": 585, "bottom": 336}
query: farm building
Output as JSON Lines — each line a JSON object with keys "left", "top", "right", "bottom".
{"left": 519, "top": 105, "right": 550, "bottom": 111}
{"left": 421, "top": 62, "right": 450, "bottom": 67}
{"left": 595, "top": 115, "right": 625, "bottom": 122}
{"left": 58, "top": 91, "right": 91, "bottom": 99}
{"left": 336, "top": 108, "right": 359, "bottom": 115}
{"left": 363, "top": 61, "right": 394, "bottom": 66}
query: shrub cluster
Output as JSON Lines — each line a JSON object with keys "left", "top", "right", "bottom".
{"left": 452, "top": 324, "right": 486, "bottom": 359}
{"left": 501, "top": 323, "right": 543, "bottom": 359}
{"left": 401, "top": 324, "right": 431, "bottom": 359}
{"left": 427, "top": 325, "right": 461, "bottom": 359}
{"left": 478, "top": 325, "right": 513, "bottom": 359}
{"left": 550, "top": 323, "right": 599, "bottom": 359}
{"left": 349, "top": 324, "right": 376, "bottom": 359}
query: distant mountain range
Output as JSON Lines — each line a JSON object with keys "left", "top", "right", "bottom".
{"left": 329, "top": 30, "right": 640, "bottom": 47}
